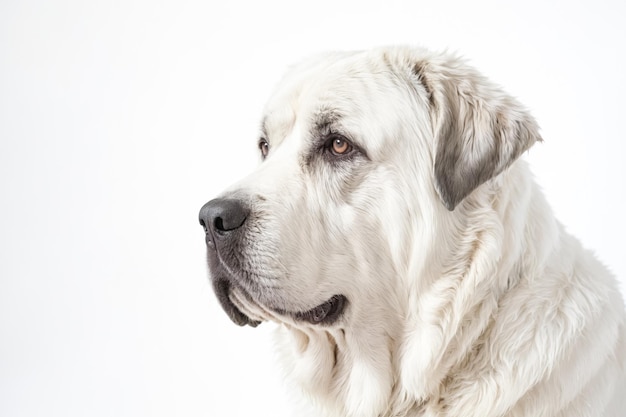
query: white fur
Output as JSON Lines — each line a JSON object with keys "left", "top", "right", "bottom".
{"left": 219, "top": 46, "right": 626, "bottom": 416}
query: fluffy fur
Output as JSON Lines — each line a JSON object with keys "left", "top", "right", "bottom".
{"left": 203, "top": 46, "right": 626, "bottom": 416}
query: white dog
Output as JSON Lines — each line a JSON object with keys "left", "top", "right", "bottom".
{"left": 199, "top": 46, "right": 626, "bottom": 417}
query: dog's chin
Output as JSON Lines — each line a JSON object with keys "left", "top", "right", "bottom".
{"left": 210, "top": 268, "right": 347, "bottom": 327}
{"left": 211, "top": 278, "right": 262, "bottom": 327}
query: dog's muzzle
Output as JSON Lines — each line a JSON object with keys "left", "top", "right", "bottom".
{"left": 199, "top": 197, "right": 348, "bottom": 327}
{"left": 199, "top": 198, "right": 261, "bottom": 326}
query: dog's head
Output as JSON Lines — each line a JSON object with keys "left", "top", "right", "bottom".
{"left": 199, "top": 47, "right": 541, "bottom": 329}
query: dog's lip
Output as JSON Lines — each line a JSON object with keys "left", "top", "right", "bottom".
{"left": 224, "top": 285, "right": 348, "bottom": 327}
{"left": 289, "top": 295, "right": 348, "bottom": 325}
{"left": 214, "top": 278, "right": 262, "bottom": 327}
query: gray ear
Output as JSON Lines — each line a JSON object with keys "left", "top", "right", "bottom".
{"left": 415, "top": 60, "right": 542, "bottom": 211}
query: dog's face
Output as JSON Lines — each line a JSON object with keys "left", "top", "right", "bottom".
{"left": 199, "top": 47, "right": 540, "bottom": 331}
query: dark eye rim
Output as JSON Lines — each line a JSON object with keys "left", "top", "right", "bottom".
{"left": 258, "top": 138, "right": 269, "bottom": 159}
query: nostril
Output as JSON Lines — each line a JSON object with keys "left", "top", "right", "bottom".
{"left": 199, "top": 218, "right": 207, "bottom": 231}
{"left": 214, "top": 217, "right": 225, "bottom": 232}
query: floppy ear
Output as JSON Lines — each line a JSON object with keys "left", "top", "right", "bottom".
{"left": 414, "top": 60, "right": 542, "bottom": 211}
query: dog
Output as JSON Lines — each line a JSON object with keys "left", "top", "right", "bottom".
{"left": 199, "top": 46, "right": 626, "bottom": 417}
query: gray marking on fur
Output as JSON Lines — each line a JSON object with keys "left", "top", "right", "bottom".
{"left": 427, "top": 72, "right": 541, "bottom": 210}
{"left": 413, "top": 61, "right": 436, "bottom": 110}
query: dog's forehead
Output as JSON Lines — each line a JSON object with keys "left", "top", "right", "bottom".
{"left": 261, "top": 51, "right": 403, "bottom": 148}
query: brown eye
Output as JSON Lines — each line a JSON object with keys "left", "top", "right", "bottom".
{"left": 330, "top": 136, "right": 352, "bottom": 155}
{"left": 259, "top": 139, "right": 269, "bottom": 158}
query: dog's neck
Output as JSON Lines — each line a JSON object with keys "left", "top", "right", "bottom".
{"left": 277, "top": 160, "right": 562, "bottom": 417}
{"left": 392, "top": 159, "right": 564, "bottom": 415}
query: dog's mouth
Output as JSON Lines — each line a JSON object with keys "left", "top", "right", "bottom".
{"left": 202, "top": 218, "right": 347, "bottom": 327}
{"left": 213, "top": 277, "right": 347, "bottom": 327}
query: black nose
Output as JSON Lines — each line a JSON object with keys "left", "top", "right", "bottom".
{"left": 199, "top": 198, "right": 249, "bottom": 237}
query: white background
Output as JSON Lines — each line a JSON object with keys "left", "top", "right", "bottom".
{"left": 1, "top": 0, "right": 625, "bottom": 416}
